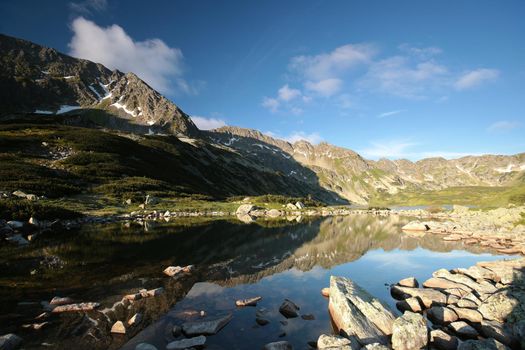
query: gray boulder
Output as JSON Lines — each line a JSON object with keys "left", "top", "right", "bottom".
{"left": 391, "top": 311, "right": 428, "bottom": 350}
{"left": 166, "top": 335, "right": 206, "bottom": 349}
{"left": 236, "top": 204, "right": 256, "bottom": 216}
{"left": 182, "top": 313, "right": 232, "bottom": 336}
{"left": 317, "top": 334, "right": 360, "bottom": 350}
{"left": 279, "top": 299, "right": 299, "bottom": 318}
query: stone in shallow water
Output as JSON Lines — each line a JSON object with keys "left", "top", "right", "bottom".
{"left": 279, "top": 299, "right": 300, "bottom": 318}
{"left": 430, "top": 329, "right": 458, "bottom": 350}
{"left": 128, "top": 313, "right": 142, "bottom": 327}
{"left": 391, "top": 311, "right": 428, "bottom": 350}
{"left": 317, "top": 334, "right": 360, "bottom": 350}
{"left": 329, "top": 276, "right": 395, "bottom": 345}
{"left": 181, "top": 313, "right": 232, "bottom": 336}
{"left": 398, "top": 277, "right": 418, "bottom": 288}
{"left": 135, "top": 343, "right": 158, "bottom": 350}
{"left": 263, "top": 341, "right": 292, "bottom": 350}
{"left": 166, "top": 335, "right": 206, "bottom": 350}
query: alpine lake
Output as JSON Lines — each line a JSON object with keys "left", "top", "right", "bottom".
{"left": 0, "top": 214, "right": 517, "bottom": 350}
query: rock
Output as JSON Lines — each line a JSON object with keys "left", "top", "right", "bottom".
{"left": 456, "top": 265, "right": 499, "bottom": 282}
{"left": 182, "top": 313, "right": 232, "bottom": 336}
{"left": 128, "top": 313, "right": 142, "bottom": 327}
{"left": 448, "top": 321, "right": 478, "bottom": 338}
{"left": 125, "top": 199, "right": 132, "bottom": 205}
{"left": 477, "top": 259, "right": 525, "bottom": 285}
{"left": 28, "top": 217, "right": 39, "bottom": 226}
{"left": 301, "top": 314, "right": 315, "bottom": 320}
{"left": 267, "top": 209, "right": 282, "bottom": 217}
{"left": 478, "top": 290, "right": 518, "bottom": 322}
{"left": 135, "top": 343, "right": 157, "bottom": 350}
{"left": 111, "top": 321, "right": 126, "bottom": 334}
{"left": 146, "top": 287, "right": 164, "bottom": 297}
{"left": 398, "top": 277, "right": 418, "bottom": 288}
{"left": 449, "top": 306, "right": 483, "bottom": 323}
{"left": 26, "top": 194, "right": 37, "bottom": 201}
{"left": 391, "top": 311, "right": 428, "bottom": 350}
{"left": 363, "top": 343, "right": 390, "bottom": 350}
{"left": 49, "top": 296, "right": 73, "bottom": 306}
{"left": 433, "top": 269, "right": 498, "bottom": 294}
{"left": 427, "top": 306, "right": 458, "bottom": 325}
{"left": 263, "top": 341, "right": 292, "bottom": 350}
{"left": 286, "top": 203, "right": 298, "bottom": 210}
{"left": 12, "top": 190, "right": 28, "bottom": 198}
{"left": 401, "top": 221, "right": 429, "bottom": 231}
{"left": 430, "top": 329, "right": 458, "bottom": 350}
{"left": 479, "top": 320, "right": 518, "bottom": 347}
{"left": 453, "top": 204, "right": 470, "bottom": 213}
{"left": 236, "top": 204, "right": 256, "bottom": 216}
{"left": 423, "top": 277, "right": 472, "bottom": 292}
{"left": 236, "top": 213, "right": 255, "bottom": 223}
{"left": 279, "top": 299, "right": 300, "bottom": 318}
{"left": 321, "top": 288, "right": 330, "bottom": 297}
{"left": 166, "top": 335, "right": 206, "bottom": 350}
{"left": 51, "top": 302, "right": 99, "bottom": 313}
{"left": 317, "top": 334, "right": 360, "bottom": 350}
{"left": 256, "top": 318, "right": 269, "bottom": 326}
{"left": 144, "top": 195, "right": 158, "bottom": 205}
{"left": 163, "top": 265, "right": 193, "bottom": 277}
{"left": 171, "top": 325, "right": 182, "bottom": 337}
{"left": 6, "top": 221, "right": 24, "bottom": 229}
{"left": 329, "top": 276, "right": 395, "bottom": 345}
{"left": 0, "top": 334, "right": 23, "bottom": 350}
{"left": 5, "top": 234, "right": 29, "bottom": 245}
{"left": 235, "top": 296, "right": 262, "bottom": 307}
{"left": 395, "top": 297, "right": 423, "bottom": 313}
{"left": 458, "top": 339, "right": 509, "bottom": 350}
{"left": 295, "top": 201, "right": 305, "bottom": 209}
{"left": 123, "top": 293, "right": 142, "bottom": 301}
{"left": 390, "top": 285, "right": 448, "bottom": 308}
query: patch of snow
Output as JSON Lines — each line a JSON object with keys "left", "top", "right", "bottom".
{"left": 495, "top": 163, "right": 515, "bottom": 173}
{"left": 57, "top": 105, "right": 81, "bottom": 114}
{"left": 223, "top": 137, "right": 238, "bottom": 146}
{"left": 101, "top": 92, "right": 112, "bottom": 100}
{"left": 88, "top": 85, "right": 102, "bottom": 100}
{"left": 281, "top": 153, "right": 291, "bottom": 159}
{"left": 110, "top": 102, "right": 137, "bottom": 117}
{"left": 34, "top": 110, "right": 53, "bottom": 114}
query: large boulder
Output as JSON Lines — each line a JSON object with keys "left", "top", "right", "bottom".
{"left": 430, "top": 329, "right": 458, "bottom": 350}
{"left": 279, "top": 299, "right": 300, "bottom": 318}
{"left": 478, "top": 291, "right": 519, "bottom": 322}
{"left": 398, "top": 277, "right": 418, "bottom": 288}
{"left": 181, "top": 313, "right": 232, "bottom": 336}
{"left": 329, "top": 276, "right": 395, "bottom": 345}
{"left": 427, "top": 306, "right": 458, "bottom": 325}
{"left": 448, "top": 321, "right": 478, "bottom": 338}
{"left": 390, "top": 285, "right": 448, "bottom": 308}
{"left": 401, "top": 221, "right": 430, "bottom": 231}
{"left": 317, "top": 334, "right": 360, "bottom": 350}
{"left": 236, "top": 204, "right": 256, "bottom": 216}
{"left": 391, "top": 311, "right": 428, "bottom": 350}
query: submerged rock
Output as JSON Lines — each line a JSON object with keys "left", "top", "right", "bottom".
{"left": 181, "top": 313, "right": 232, "bottom": 336}
{"left": 166, "top": 335, "right": 206, "bottom": 350}
{"left": 263, "top": 341, "right": 292, "bottom": 350}
{"left": 279, "top": 299, "right": 300, "bottom": 318}
{"left": 391, "top": 311, "right": 428, "bottom": 350}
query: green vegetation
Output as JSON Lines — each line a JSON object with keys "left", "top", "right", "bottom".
{"left": 228, "top": 194, "right": 323, "bottom": 207}
{"left": 370, "top": 185, "right": 525, "bottom": 208}
{"left": 0, "top": 198, "right": 81, "bottom": 221}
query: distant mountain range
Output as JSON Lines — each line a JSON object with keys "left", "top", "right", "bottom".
{"left": 1, "top": 33, "right": 524, "bottom": 204}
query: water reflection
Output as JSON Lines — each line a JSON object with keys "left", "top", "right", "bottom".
{"left": 0, "top": 215, "right": 512, "bottom": 350}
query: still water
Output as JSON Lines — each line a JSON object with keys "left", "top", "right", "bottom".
{"left": 0, "top": 215, "right": 514, "bottom": 349}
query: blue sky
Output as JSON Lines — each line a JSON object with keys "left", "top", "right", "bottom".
{"left": 1, "top": 0, "right": 524, "bottom": 160}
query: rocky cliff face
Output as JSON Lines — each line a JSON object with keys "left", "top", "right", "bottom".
{"left": 0, "top": 33, "right": 198, "bottom": 136}
{"left": 208, "top": 126, "right": 525, "bottom": 204}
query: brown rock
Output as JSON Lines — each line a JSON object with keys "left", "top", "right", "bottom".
{"left": 321, "top": 287, "right": 330, "bottom": 297}
{"left": 396, "top": 297, "right": 423, "bottom": 313}
{"left": 430, "top": 329, "right": 458, "bottom": 350}
{"left": 51, "top": 302, "right": 99, "bottom": 313}
{"left": 448, "top": 321, "right": 478, "bottom": 338}
{"left": 398, "top": 277, "right": 419, "bottom": 288}
{"left": 390, "top": 286, "right": 447, "bottom": 308}
{"left": 427, "top": 306, "right": 458, "bottom": 325}
{"left": 423, "top": 277, "right": 472, "bottom": 293}
{"left": 235, "top": 296, "right": 262, "bottom": 307}
{"left": 111, "top": 321, "right": 126, "bottom": 334}
{"left": 449, "top": 306, "right": 483, "bottom": 323}
{"left": 391, "top": 311, "right": 428, "bottom": 350}
{"left": 478, "top": 291, "right": 518, "bottom": 322}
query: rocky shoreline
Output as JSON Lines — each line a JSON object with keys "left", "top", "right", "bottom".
{"left": 318, "top": 257, "right": 525, "bottom": 350}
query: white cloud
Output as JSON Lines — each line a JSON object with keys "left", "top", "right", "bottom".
{"left": 487, "top": 120, "right": 521, "bottom": 132}
{"left": 278, "top": 84, "right": 301, "bottom": 101}
{"left": 264, "top": 131, "right": 323, "bottom": 144}
{"left": 305, "top": 78, "right": 343, "bottom": 97}
{"left": 378, "top": 109, "right": 405, "bottom": 118}
{"left": 68, "top": 17, "right": 195, "bottom": 94}
{"left": 261, "top": 97, "right": 280, "bottom": 113}
{"left": 69, "top": 0, "right": 107, "bottom": 14}
{"left": 455, "top": 68, "right": 500, "bottom": 90}
{"left": 290, "top": 43, "right": 376, "bottom": 81}
{"left": 360, "top": 56, "right": 448, "bottom": 98}
{"left": 190, "top": 116, "right": 227, "bottom": 130}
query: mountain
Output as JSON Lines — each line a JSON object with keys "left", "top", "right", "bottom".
{"left": 207, "top": 126, "right": 525, "bottom": 204}
{"left": 0, "top": 33, "right": 198, "bottom": 136}
{"left": 1, "top": 33, "right": 524, "bottom": 206}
